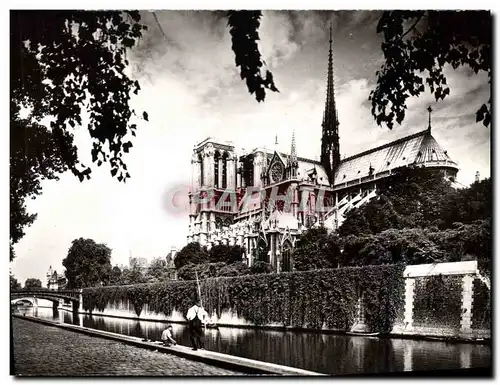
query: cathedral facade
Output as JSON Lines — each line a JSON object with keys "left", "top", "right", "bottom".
{"left": 186, "top": 29, "right": 459, "bottom": 273}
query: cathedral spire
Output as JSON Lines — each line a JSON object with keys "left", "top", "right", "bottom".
{"left": 289, "top": 128, "right": 298, "bottom": 177}
{"left": 320, "top": 23, "right": 340, "bottom": 186}
{"left": 427, "top": 105, "right": 433, "bottom": 132}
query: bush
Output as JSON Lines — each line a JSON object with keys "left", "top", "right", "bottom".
{"left": 177, "top": 262, "right": 227, "bottom": 280}
{"left": 177, "top": 261, "right": 251, "bottom": 280}
{"left": 250, "top": 261, "right": 273, "bottom": 274}
{"left": 218, "top": 262, "right": 250, "bottom": 277}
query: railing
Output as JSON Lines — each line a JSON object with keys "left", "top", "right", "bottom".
{"left": 11, "top": 289, "right": 81, "bottom": 301}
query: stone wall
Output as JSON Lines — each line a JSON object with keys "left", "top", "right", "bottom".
{"left": 82, "top": 261, "right": 490, "bottom": 340}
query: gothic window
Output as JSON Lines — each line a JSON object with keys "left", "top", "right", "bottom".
{"left": 243, "top": 155, "right": 254, "bottom": 187}
{"left": 199, "top": 153, "right": 204, "bottom": 186}
{"left": 222, "top": 152, "right": 229, "bottom": 189}
{"left": 270, "top": 161, "right": 284, "bottom": 183}
{"left": 282, "top": 241, "right": 293, "bottom": 272}
{"left": 214, "top": 150, "right": 220, "bottom": 188}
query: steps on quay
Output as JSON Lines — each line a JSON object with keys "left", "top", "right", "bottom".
{"left": 12, "top": 314, "right": 324, "bottom": 376}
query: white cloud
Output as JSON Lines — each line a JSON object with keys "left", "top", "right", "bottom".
{"left": 258, "top": 11, "right": 300, "bottom": 69}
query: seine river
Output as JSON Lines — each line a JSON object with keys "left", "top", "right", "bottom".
{"left": 15, "top": 306, "right": 491, "bottom": 375}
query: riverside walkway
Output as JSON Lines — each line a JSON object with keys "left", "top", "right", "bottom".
{"left": 12, "top": 317, "right": 244, "bottom": 376}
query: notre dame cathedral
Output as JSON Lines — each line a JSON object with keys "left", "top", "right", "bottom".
{"left": 186, "top": 29, "right": 459, "bottom": 273}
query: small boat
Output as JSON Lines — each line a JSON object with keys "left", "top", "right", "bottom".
{"left": 346, "top": 331, "right": 380, "bottom": 337}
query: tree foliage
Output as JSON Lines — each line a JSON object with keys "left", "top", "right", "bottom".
{"left": 146, "top": 257, "right": 166, "bottom": 280}
{"left": 174, "top": 242, "right": 210, "bottom": 269}
{"left": 177, "top": 262, "right": 228, "bottom": 281}
{"left": 209, "top": 244, "right": 245, "bottom": 264}
{"left": 62, "top": 238, "right": 112, "bottom": 289}
{"left": 10, "top": 11, "right": 148, "bottom": 257}
{"left": 370, "top": 11, "right": 491, "bottom": 129}
{"left": 227, "top": 11, "right": 279, "bottom": 102}
{"left": 121, "top": 257, "right": 148, "bottom": 284}
{"left": 176, "top": 243, "right": 257, "bottom": 280}
{"left": 24, "top": 278, "right": 42, "bottom": 289}
{"left": 293, "top": 227, "right": 342, "bottom": 271}
{"left": 296, "top": 169, "right": 492, "bottom": 272}
{"left": 109, "top": 266, "right": 122, "bottom": 285}
{"left": 341, "top": 168, "right": 492, "bottom": 236}
{"left": 144, "top": 256, "right": 177, "bottom": 283}
{"left": 10, "top": 274, "right": 22, "bottom": 290}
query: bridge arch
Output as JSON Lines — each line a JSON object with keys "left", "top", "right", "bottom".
{"left": 11, "top": 289, "right": 83, "bottom": 313}
{"left": 11, "top": 298, "right": 34, "bottom": 306}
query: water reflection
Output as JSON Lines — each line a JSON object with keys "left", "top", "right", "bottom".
{"left": 13, "top": 307, "right": 491, "bottom": 375}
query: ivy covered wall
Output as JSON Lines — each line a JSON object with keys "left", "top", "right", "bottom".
{"left": 412, "top": 275, "right": 463, "bottom": 329}
{"left": 471, "top": 278, "right": 491, "bottom": 330}
{"left": 83, "top": 264, "right": 405, "bottom": 333}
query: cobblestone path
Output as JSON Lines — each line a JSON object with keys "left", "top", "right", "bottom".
{"left": 12, "top": 317, "right": 245, "bottom": 376}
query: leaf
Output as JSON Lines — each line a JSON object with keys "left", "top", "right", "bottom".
{"left": 143, "top": 111, "right": 148, "bottom": 121}
{"left": 476, "top": 104, "right": 488, "bottom": 123}
{"left": 123, "top": 141, "right": 132, "bottom": 153}
{"left": 483, "top": 112, "right": 491, "bottom": 127}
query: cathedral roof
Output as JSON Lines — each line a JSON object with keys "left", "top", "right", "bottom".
{"left": 333, "top": 129, "right": 458, "bottom": 187}
{"left": 297, "top": 160, "right": 329, "bottom": 185}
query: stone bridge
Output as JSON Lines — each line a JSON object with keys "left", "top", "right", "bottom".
{"left": 11, "top": 289, "right": 83, "bottom": 313}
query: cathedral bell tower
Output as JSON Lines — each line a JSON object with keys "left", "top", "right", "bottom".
{"left": 320, "top": 25, "right": 340, "bottom": 186}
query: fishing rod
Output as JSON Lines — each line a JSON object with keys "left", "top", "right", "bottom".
{"left": 195, "top": 269, "right": 206, "bottom": 331}
{"left": 195, "top": 269, "right": 202, "bottom": 308}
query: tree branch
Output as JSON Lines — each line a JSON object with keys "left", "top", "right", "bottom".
{"left": 401, "top": 13, "right": 425, "bottom": 40}
{"left": 152, "top": 11, "right": 167, "bottom": 39}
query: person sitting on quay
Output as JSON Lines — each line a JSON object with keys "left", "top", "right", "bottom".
{"left": 186, "top": 300, "right": 208, "bottom": 351}
{"left": 161, "top": 325, "right": 177, "bottom": 347}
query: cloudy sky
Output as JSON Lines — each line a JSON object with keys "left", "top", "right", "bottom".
{"left": 10, "top": 10, "right": 491, "bottom": 285}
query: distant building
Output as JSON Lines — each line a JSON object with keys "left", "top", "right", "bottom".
{"left": 46, "top": 266, "right": 67, "bottom": 291}
{"left": 129, "top": 256, "right": 148, "bottom": 269}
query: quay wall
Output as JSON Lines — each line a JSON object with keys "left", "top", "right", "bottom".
{"left": 82, "top": 262, "right": 490, "bottom": 340}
